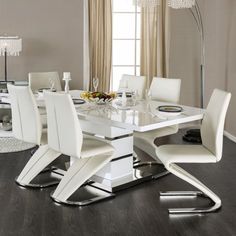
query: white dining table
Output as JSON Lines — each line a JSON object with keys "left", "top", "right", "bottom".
{"left": 67, "top": 90, "right": 205, "bottom": 192}
{"left": 1, "top": 90, "right": 205, "bottom": 192}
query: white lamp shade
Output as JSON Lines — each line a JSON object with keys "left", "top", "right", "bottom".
{"left": 0, "top": 36, "right": 22, "bottom": 56}
{"left": 168, "top": 0, "right": 195, "bottom": 9}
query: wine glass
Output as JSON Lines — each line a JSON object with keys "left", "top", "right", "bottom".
{"left": 49, "top": 78, "right": 55, "bottom": 92}
{"left": 145, "top": 89, "right": 152, "bottom": 101}
{"left": 93, "top": 77, "right": 99, "bottom": 92}
{"left": 131, "top": 90, "right": 138, "bottom": 106}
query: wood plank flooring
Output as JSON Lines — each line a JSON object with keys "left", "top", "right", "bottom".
{"left": 0, "top": 130, "right": 236, "bottom": 236}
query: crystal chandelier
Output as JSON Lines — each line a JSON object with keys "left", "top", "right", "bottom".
{"left": 133, "top": 0, "right": 160, "bottom": 8}
{"left": 168, "top": 0, "right": 196, "bottom": 9}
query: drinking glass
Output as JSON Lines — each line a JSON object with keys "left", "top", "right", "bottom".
{"left": 49, "top": 78, "right": 55, "bottom": 91}
{"left": 93, "top": 77, "right": 99, "bottom": 92}
{"left": 145, "top": 89, "right": 152, "bottom": 101}
{"left": 131, "top": 90, "right": 138, "bottom": 106}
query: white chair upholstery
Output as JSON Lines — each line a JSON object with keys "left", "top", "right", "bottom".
{"left": 119, "top": 74, "right": 146, "bottom": 99}
{"left": 28, "top": 71, "right": 62, "bottom": 93}
{"left": 150, "top": 77, "right": 181, "bottom": 103}
{"left": 134, "top": 77, "right": 181, "bottom": 163}
{"left": 7, "top": 84, "right": 61, "bottom": 188}
{"left": 7, "top": 85, "right": 42, "bottom": 145}
{"left": 156, "top": 89, "right": 231, "bottom": 214}
{"left": 44, "top": 92, "right": 114, "bottom": 205}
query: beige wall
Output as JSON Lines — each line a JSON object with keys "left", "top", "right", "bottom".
{"left": 1, "top": 0, "right": 236, "bottom": 136}
{"left": 225, "top": 0, "right": 236, "bottom": 136}
{"left": 169, "top": 0, "right": 236, "bottom": 136}
{"left": 0, "top": 0, "right": 84, "bottom": 89}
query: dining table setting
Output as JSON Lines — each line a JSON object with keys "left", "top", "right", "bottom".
{"left": 0, "top": 87, "right": 205, "bottom": 193}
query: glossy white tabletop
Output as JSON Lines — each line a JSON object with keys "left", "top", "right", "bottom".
{"left": 73, "top": 94, "right": 204, "bottom": 132}
{"left": 1, "top": 90, "right": 204, "bottom": 132}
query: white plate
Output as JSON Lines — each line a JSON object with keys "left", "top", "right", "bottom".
{"left": 157, "top": 110, "right": 182, "bottom": 117}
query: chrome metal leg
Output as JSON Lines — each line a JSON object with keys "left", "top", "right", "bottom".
{"left": 168, "top": 202, "right": 221, "bottom": 214}
{"left": 160, "top": 163, "right": 222, "bottom": 214}
{"left": 160, "top": 191, "right": 203, "bottom": 197}
{"left": 16, "top": 145, "right": 62, "bottom": 188}
{"left": 16, "top": 166, "right": 63, "bottom": 188}
{"left": 51, "top": 153, "right": 114, "bottom": 206}
{"left": 51, "top": 183, "right": 115, "bottom": 206}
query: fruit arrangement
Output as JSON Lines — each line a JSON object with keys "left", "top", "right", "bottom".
{"left": 80, "top": 91, "right": 117, "bottom": 103}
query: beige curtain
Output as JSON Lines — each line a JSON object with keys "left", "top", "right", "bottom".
{"left": 88, "top": 0, "right": 112, "bottom": 92}
{"left": 140, "top": 0, "right": 170, "bottom": 86}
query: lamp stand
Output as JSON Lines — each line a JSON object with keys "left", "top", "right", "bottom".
{"left": 183, "top": 0, "right": 205, "bottom": 143}
{"left": 4, "top": 48, "right": 7, "bottom": 82}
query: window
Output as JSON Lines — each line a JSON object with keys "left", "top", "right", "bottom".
{"left": 112, "top": 0, "right": 141, "bottom": 91}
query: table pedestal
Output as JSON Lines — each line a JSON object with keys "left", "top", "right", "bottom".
{"left": 80, "top": 120, "right": 153, "bottom": 193}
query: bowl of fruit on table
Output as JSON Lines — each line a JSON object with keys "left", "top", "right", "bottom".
{"left": 80, "top": 91, "right": 117, "bottom": 104}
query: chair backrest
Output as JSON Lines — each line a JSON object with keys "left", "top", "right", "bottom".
{"left": 119, "top": 74, "right": 146, "bottom": 99}
{"left": 149, "top": 77, "right": 181, "bottom": 103}
{"left": 44, "top": 92, "right": 83, "bottom": 158}
{"left": 7, "top": 84, "right": 42, "bottom": 145}
{"left": 28, "top": 72, "right": 62, "bottom": 92}
{"left": 201, "top": 89, "right": 231, "bottom": 162}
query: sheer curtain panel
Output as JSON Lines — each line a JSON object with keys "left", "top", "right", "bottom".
{"left": 88, "top": 0, "right": 112, "bottom": 92}
{"left": 140, "top": 0, "right": 170, "bottom": 86}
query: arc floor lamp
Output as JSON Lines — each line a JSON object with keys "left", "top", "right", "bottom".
{"left": 133, "top": 0, "right": 205, "bottom": 108}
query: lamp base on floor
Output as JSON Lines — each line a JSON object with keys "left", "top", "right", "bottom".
{"left": 183, "top": 129, "right": 202, "bottom": 143}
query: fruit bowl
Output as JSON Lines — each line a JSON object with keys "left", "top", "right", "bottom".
{"left": 80, "top": 91, "right": 117, "bottom": 104}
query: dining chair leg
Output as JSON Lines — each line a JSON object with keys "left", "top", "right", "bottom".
{"left": 160, "top": 191, "right": 203, "bottom": 197}
{"left": 16, "top": 145, "right": 61, "bottom": 188}
{"left": 160, "top": 163, "right": 221, "bottom": 214}
{"left": 51, "top": 152, "right": 114, "bottom": 206}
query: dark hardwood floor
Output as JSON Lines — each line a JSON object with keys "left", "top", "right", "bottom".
{"left": 0, "top": 129, "right": 236, "bottom": 236}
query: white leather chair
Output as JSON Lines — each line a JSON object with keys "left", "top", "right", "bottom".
{"left": 28, "top": 71, "right": 62, "bottom": 93}
{"left": 7, "top": 84, "right": 61, "bottom": 188}
{"left": 118, "top": 74, "right": 146, "bottom": 99}
{"left": 44, "top": 92, "right": 115, "bottom": 206}
{"left": 157, "top": 89, "right": 231, "bottom": 214}
{"left": 134, "top": 77, "right": 181, "bottom": 163}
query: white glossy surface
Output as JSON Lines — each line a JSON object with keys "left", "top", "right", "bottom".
{"left": 76, "top": 99, "right": 204, "bottom": 132}
{"left": 0, "top": 90, "right": 205, "bottom": 132}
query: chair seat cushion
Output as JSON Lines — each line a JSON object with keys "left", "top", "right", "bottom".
{"left": 81, "top": 138, "right": 114, "bottom": 159}
{"left": 156, "top": 145, "right": 216, "bottom": 166}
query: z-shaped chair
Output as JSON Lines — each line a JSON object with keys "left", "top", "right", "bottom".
{"left": 156, "top": 89, "right": 231, "bottom": 214}
{"left": 44, "top": 92, "right": 115, "bottom": 206}
{"left": 134, "top": 78, "right": 181, "bottom": 174}
{"left": 8, "top": 84, "right": 61, "bottom": 188}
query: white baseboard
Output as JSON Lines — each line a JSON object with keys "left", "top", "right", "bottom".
{"left": 224, "top": 131, "right": 236, "bottom": 143}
